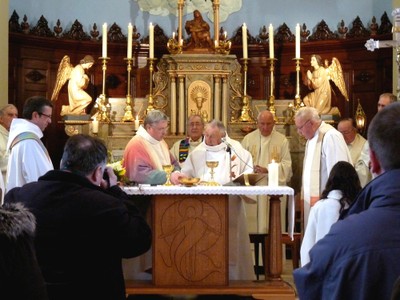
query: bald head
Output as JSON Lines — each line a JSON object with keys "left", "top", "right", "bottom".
{"left": 257, "top": 110, "right": 275, "bottom": 137}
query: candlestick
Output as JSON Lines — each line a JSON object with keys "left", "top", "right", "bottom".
{"left": 102, "top": 23, "right": 108, "bottom": 58}
{"left": 242, "top": 23, "right": 248, "bottom": 59}
{"left": 295, "top": 23, "right": 300, "bottom": 59}
{"left": 149, "top": 23, "right": 154, "bottom": 59}
{"left": 293, "top": 58, "right": 304, "bottom": 109}
{"left": 134, "top": 115, "right": 140, "bottom": 130}
{"left": 122, "top": 58, "right": 134, "bottom": 122}
{"left": 269, "top": 24, "right": 274, "bottom": 59}
{"left": 127, "top": 23, "right": 133, "bottom": 59}
{"left": 267, "top": 58, "right": 278, "bottom": 121}
{"left": 268, "top": 159, "right": 279, "bottom": 187}
{"left": 147, "top": 58, "right": 156, "bottom": 113}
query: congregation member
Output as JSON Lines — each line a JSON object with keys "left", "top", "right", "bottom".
{"left": 377, "top": 92, "right": 397, "bottom": 111}
{"left": 294, "top": 102, "right": 400, "bottom": 300}
{"left": 4, "top": 134, "right": 152, "bottom": 300}
{"left": 0, "top": 104, "right": 18, "bottom": 186}
{"left": 170, "top": 114, "right": 204, "bottom": 167}
{"left": 123, "top": 109, "right": 180, "bottom": 185}
{"left": 337, "top": 118, "right": 371, "bottom": 187}
{"left": 0, "top": 202, "right": 48, "bottom": 300}
{"left": 6, "top": 96, "right": 54, "bottom": 192}
{"left": 241, "top": 109, "right": 292, "bottom": 232}
{"left": 180, "top": 119, "right": 255, "bottom": 280}
{"left": 300, "top": 161, "right": 361, "bottom": 267}
{"left": 294, "top": 107, "right": 351, "bottom": 229}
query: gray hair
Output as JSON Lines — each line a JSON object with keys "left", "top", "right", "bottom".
{"left": 0, "top": 104, "right": 17, "bottom": 117}
{"left": 144, "top": 110, "right": 169, "bottom": 127}
{"left": 368, "top": 102, "right": 400, "bottom": 170}
{"left": 205, "top": 119, "right": 226, "bottom": 136}
{"left": 295, "top": 106, "right": 321, "bottom": 122}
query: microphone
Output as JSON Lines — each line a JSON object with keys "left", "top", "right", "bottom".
{"left": 221, "top": 137, "right": 254, "bottom": 173}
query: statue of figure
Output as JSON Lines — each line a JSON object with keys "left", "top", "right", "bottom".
{"left": 190, "top": 85, "right": 210, "bottom": 123}
{"left": 51, "top": 55, "right": 95, "bottom": 116}
{"left": 185, "top": 10, "right": 213, "bottom": 49}
{"left": 303, "top": 54, "right": 349, "bottom": 115}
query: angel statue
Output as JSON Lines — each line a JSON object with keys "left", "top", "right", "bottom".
{"left": 51, "top": 55, "right": 95, "bottom": 116}
{"left": 303, "top": 54, "right": 349, "bottom": 115}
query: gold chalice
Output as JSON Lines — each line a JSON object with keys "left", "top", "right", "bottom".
{"left": 162, "top": 164, "right": 174, "bottom": 186}
{"left": 206, "top": 160, "right": 220, "bottom": 186}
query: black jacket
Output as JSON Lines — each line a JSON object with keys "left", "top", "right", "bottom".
{"left": 5, "top": 170, "right": 152, "bottom": 300}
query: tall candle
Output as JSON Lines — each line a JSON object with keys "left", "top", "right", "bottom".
{"left": 242, "top": 23, "right": 248, "bottom": 59}
{"left": 268, "top": 159, "right": 279, "bottom": 187}
{"left": 127, "top": 23, "right": 133, "bottom": 59}
{"left": 149, "top": 23, "right": 154, "bottom": 59}
{"left": 295, "top": 23, "right": 300, "bottom": 59}
{"left": 102, "top": 23, "right": 108, "bottom": 58}
{"left": 269, "top": 24, "right": 274, "bottom": 59}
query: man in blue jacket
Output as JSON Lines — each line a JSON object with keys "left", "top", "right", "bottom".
{"left": 5, "top": 134, "right": 152, "bottom": 300}
{"left": 293, "top": 102, "right": 400, "bottom": 300}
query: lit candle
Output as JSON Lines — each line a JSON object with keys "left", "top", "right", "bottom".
{"left": 268, "top": 159, "right": 279, "bottom": 187}
{"left": 92, "top": 117, "right": 99, "bottom": 134}
{"left": 134, "top": 115, "right": 140, "bottom": 130}
{"left": 223, "top": 31, "right": 227, "bottom": 39}
{"left": 269, "top": 24, "right": 274, "bottom": 59}
{"left": 242, "top": 23, "right": 248, "bottom": 59}
{"left": 295, "top": 23, "right": 300, "bottom": 59}
{"left": 172, "top": 32, "right": 176, "bottom": 40}
{"left": 149, "top": 23, "right": 154, "bottom": 59}
{"left": 127, "top": 23, "right": 133, "bottom": 59}
{"left": 102, "top": 23, "right": 108, "bottom": 58}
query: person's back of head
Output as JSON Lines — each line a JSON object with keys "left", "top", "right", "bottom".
{"left": 143, "top": 110, "right": 169, "bottom": 127}
{"left": 22, "top": 96, "right": 53, "bottom": 120}
{"left": 321, "top": 161, "right": 361, "bottom": 212}
{"left": 60, "top": 134, "right": 107, "bottom": 177}
{"left": 368, "top": 102, "right": 400, "bottom": 172}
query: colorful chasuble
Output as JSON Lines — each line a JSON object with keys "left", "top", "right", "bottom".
{"left": 178, "top": 138, "right": 190, "bottom": 163}
{"left": 10, "top": 132, "right": 51, "bottom": 161}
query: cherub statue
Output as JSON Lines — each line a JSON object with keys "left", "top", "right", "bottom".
{"left": 303, "top": 54, "right": 349, "bottom": 115}
{"left": 51, "top": 55, "right": 95, "bottom": 116}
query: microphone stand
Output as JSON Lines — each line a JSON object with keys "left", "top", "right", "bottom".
{"left": 226, "top": 144, "right": 233, "bottom": 182}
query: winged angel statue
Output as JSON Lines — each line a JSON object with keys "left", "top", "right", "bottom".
{"left": 51, "top": 55, "right": 94, "bottom": 116}
{"left": 303, "top": 54, "right": 349, "bottom": 115}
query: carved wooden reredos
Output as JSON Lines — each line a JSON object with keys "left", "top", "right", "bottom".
{"left": 8, "top": 10, "right": 393, "bottom": 165}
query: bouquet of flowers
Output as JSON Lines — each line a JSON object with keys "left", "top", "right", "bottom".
{"left": 107, "top": 159, "right": 126, "bottom": 182}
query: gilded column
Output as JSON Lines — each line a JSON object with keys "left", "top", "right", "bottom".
{"left": 221, "top": 76, "right": 228, "bottom": 127}
{"left": 214, "top": 75, "right": 221, "bottom": 121}
{"left": 170, "top": 76, "right": 177, "bottom": 135}
{"left": 212, "top": 0, "right": 220, "bottom": 45}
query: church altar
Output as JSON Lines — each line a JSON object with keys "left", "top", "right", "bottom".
{"left": 123, "top": 185, "right": 295, "bottom": 299}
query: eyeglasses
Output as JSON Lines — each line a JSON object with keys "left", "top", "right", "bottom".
{"left": 296, "top": 119, "right": 310, "bottom": 130}
{"left": 39, "top": 112, "right": 52, "bottom": 119}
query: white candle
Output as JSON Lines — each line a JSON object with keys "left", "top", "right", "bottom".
{"left": 149, "top": 23, "right": 154, "bottom": 59}
{"left": 223, "top": 31, "right": 227, "bottom": 39}
{"left": 295, "top": 23, "right": 300, "bottom": 59}
{"left": 92, "top": 118, "right": 99, "bottom": 134}
{"left": 172, "top": 32, "right": 176, "bottom": 40}
{"left": 268, "top": 159, "right": 279, "bottom": 187}
{"left": 134, "top": 115, "right": 140, "bottom": 130}
{"left": 127, "top": 23, "right": 133, "bottom": 59}
{"left": 102, "top": 23, "right": 108, "bottom": 58}
{"left": 269, "top": 24, "right": 274, "bottom": 59}
{"left": 242, "top": 23, "right": 248, "bottom": 59}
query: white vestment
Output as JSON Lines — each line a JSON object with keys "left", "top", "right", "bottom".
{"left": 348, "top": 134, "right": 371, "bottom": 187}
{"left": 302, "top": 122, "right": 351, "bottom": 229}
{"left": 170, "top": 136, "right": 203, "bottom": 167}
{"left": 300, "top": 190, "right": 347, "bottom": 266}
{"left": 6, "top": 118, "right": 53, "bottom": 192}
{"left": 181, "top": 141, "right": 255, "bottom": 280}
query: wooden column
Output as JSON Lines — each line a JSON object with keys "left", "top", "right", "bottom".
{"left": 266, "top": 195, "right": 283, "bottom": 279}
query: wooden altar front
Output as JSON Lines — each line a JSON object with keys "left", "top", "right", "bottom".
{"left": 123, "top": 185, "right": 295, "bottom": 299}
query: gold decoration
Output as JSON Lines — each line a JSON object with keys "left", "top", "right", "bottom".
{"left": 122, "top": 58, "right": 134, "bottom": 121}
{"left": 355, "top": 98, "right": 367, "bottom": 133}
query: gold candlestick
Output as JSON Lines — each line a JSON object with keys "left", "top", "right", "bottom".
{"left": 267, "top": 58, "right": 278, "bottom": 120}
{"left": 239, "top": 58, "right": 254, "bottom": 122}
{"left": 167, "top": 36, "right": 183, "bottom": 54}
{"left": 95, "top": 57, "right": 111, "bottom": 122}
{"left": 122, "top": 58, "right": 134, "bottom": 122}
{"left": 293, "top": 57, "right": 304, "bottom": 110}
{"left": 146, "top": 58, "right": 157, "bottom": 113}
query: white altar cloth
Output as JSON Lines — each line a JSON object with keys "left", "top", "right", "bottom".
{"left": 123, "top": 185, "right": 295, "bottom": 239}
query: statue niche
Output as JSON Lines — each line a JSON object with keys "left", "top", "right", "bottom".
{"left": 185, "top": 10, "right": 213, "bottom": 50}
{"left": 188, "top": 80, "right": 211, "bottom": 123}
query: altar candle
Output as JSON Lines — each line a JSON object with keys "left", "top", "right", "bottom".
{"left": 102, "top": 23, "right": 108, "bottom": 58}
{"left": 92, "top": 117, "right": 99, "bottom": 134}
{"left": 149, "top": 22, "right": 154, "bottom": 59}
{"left": 242, "top": 23, "right": 248, "bottom": 59}
{"left": 172, "top": 32, "right": 176, "bottom": 40}
{"left": 268, "top": 159, "right": 279, "bottom": 187}
{"left": 269, "top": 24, "right": 274, "bottom": 59}
{"left": 295, "top": 23, "right": 300, "bottom": 58}
{"left": 127, "top": 23, "right": 133, "bottom": 59}
{"left": 134, "top": 115, "right": 140, "bottom": 130}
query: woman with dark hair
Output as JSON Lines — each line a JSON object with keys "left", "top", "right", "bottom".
{"left": 300, "top": 161, "right": 361, "bottom": 266}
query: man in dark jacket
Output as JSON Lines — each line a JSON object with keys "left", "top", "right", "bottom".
{"left": 293, "top": 102, "right": 400, "bottom": 300}
{"left": 5, "top": 134, "right": 152, "bottom": 300}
